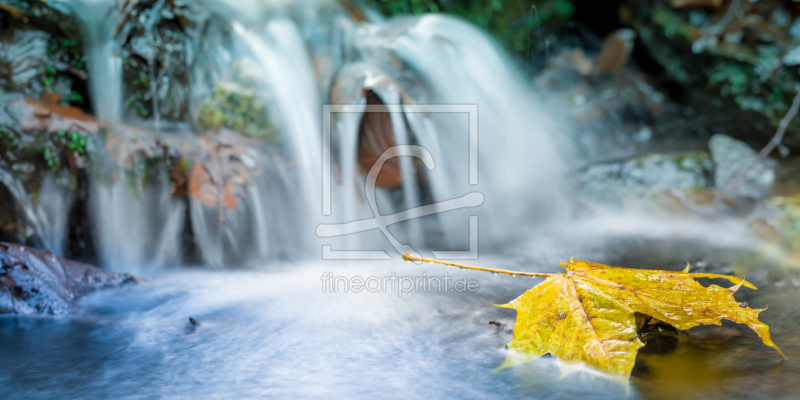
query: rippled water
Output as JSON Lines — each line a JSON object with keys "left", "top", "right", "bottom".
{"left": 2, "top": 218, "right": 799, "bottom": 399}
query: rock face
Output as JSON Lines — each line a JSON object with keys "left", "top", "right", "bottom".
{"left": 0, "top": 0, "right": 89, "bottom": 110}
{"left": 0, "top": 241, "right": 134, "bottom": 315}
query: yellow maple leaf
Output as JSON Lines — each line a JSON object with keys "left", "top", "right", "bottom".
{"left": 403, "top": 254, "right": 785, "bottom": 380}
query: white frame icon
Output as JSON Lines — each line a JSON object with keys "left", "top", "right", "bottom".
{"left": 319, "top": 104, "right": 480, "bottom": 260}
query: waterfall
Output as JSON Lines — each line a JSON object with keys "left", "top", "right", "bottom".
{"left": 3, "top": 0, "right": 568, "bottom": 269}
{"left": 0, "top": 171, "right": 72, "bottom": 256}
{"left": 91, "top": 174, "right": 185, "bottom": 271}
{"left": 61, "top": 0, "right": 122, "bottom": 122}
{"left": 325, "top": 15, "right": 569, "bottom": 254}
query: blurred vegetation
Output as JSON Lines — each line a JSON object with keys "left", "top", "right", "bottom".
{"left": 364, "top": 0, "right": 575, "bottom": 58}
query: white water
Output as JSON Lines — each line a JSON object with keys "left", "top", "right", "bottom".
{"left": 91, "top": 174, "right": 185, "bottom": 271}
{"left": 62, "top": 0, "right": 121, "bottom": 122}
{"left": 326, "top": 15, "right": 569, "bottom": 252}
{"left": 0, "top": 171, "right": 71, "bottom": 256}
{"left": 10, "top": 0, "right": 568, "bottom": 270}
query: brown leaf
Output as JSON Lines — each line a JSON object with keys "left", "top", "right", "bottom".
{"left": 594, "top": 29, "right": 637, "bottom": 75}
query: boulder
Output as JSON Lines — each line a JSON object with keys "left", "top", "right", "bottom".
{"left": 0, "top": 241, "right": 134, "bottom": 315}
{"left": 709, "top": 133, "right": 776, "bottom": 199}
{"left": 579, "top": 152, "right": 713, "bottom": 207}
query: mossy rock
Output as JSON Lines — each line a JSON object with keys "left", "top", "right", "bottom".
{"left": 0, "top": 0, "right": 89, "bottom": 110}
{"left": 580, "top": 151, "right": 713, "bottom": 206}
{"left": 197, "top": 80, "right": 278, "bottom": 141}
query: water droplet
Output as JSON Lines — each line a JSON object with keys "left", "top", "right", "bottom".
{"left": 405, "top": 260, "right": 412, "bottom": 264}
{"left": 492, "top": 272, "right": 498, "bottom": 275}
{"left": 511, "top": 274, "right": 516, "bottom": 277}
{"left": 460, "top": 267, "right": 465, "bottom": 271}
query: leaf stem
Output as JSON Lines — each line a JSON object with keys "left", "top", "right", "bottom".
{"left": 402, "top": 253, "right": 554, "bottom": 277}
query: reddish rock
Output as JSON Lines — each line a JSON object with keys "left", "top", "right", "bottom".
{"left": 358, "top": 91, "right": 403, "bottom": 189}
{"left": 12, "top": 95, "right": 100, "bottom": 134}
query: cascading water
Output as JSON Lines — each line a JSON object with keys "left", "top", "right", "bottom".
{"left": 0, "top": 170, "right": 71, "bottom": 256}
{"left": 64, "top": 0, "right": 121, "bottom": 122}
{"left": 324, "top": 15, "right": 569, "bottom": 254}
{"left": 4, "top": 0, "right": 568, "bottom": 270}
{"left": 53, "top": 0, "right": 188, "bottom": 271}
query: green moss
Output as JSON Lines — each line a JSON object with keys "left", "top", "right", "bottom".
{"left": 709, "top": 63, "right": 752, "bottom": 96}
{"left": 198, "top": 80, "right": 277, "bottom": 140}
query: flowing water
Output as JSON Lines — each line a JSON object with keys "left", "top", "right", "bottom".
{"left": 2, "top": 217, "right": 800, "bottom": 399}
{"left": 40, "top": 0, "right": 569, "bottom": 269}
{"left": 3, "top": 0, "right": 800, "bottom": 399}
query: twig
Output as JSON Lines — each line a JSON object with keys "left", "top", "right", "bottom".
{"left": 715, "top": 90, "right": 800, "bottom": 203}
{"left": 402, "top": 253, "right": 553, "bottom": 277}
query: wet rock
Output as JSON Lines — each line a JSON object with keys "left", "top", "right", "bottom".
{"left": 100, "top": 122, "right": 184, "bottom": 180}
{"left": 625, "top": 187, "right": 721, "bottom": 217}
{"left": 0, "top": 1, "right": 89, "bottom": 109}
{"left": 0, "top": 241, "right": 134, "bottom": 315}
{"left": 116, "top": 0, "right": 205, "bottom": 123}
{"left": 10, "top": 94, "right": 99, "bottom": 134}
{"left": 750, "top": 195, "right": 800, "bottom": 264}
{"left": 0, "top": 93, "right": 103, "bottom": 248}
{"left": 709, "top": 134, "right": 776, "bottom": 199}
{"left": 0, "top": 1, "right": 94, "bottom": 248}
{"left": 638, "top": 319, "right": 681, "bottom": 354}
{"left": 579, "top": 152, "right": 712, "bottom": 206}
{"left": 0, "top": 94, "right": 100, "bottom": 188}
{"left": 189, "top": 127, "right": 261, "bottom": 212}
{"left": 358, "top": 90, "right": 402, "bottom": 189}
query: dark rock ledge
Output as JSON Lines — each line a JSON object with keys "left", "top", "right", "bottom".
{"left": 0, "top": 241, "right": 135, "bottom": 315}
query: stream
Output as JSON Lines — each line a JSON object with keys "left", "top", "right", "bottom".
{"left": 2, "top": 0, "right": 800, "bottom": 398}
{"left": 3, "top": 217, "right": 799, "bottom": 399}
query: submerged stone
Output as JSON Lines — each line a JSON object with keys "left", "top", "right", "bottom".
{"left": 0, "top": 241, "right": 134, "bottom": 315}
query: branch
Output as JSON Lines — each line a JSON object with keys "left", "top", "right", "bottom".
{"left": 716, "top": 90, "right": 800, "bottom": 203}
{"left": 402, "top": 253, "right": 553, "bottom": 277}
